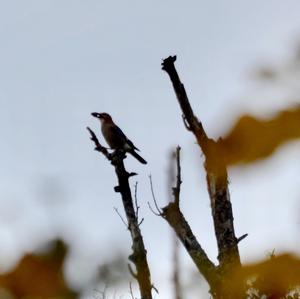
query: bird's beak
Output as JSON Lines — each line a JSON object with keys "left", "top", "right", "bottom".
{"left": 91, "top": 112, "right": 101, "bottom": 118}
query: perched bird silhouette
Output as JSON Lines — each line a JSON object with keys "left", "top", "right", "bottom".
{"left": 91, "top": 112, "right": 147, "bottom": 164}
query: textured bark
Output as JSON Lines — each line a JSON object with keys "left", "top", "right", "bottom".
{"left": 87, "top": 127, "right": 153, "bottom": 299}
{"left": 172, "top": 233, "right": 182, "bottom": 299}
{"left": 162, "top": 56, "right": 241, "bottom": 288}
{"left": 159, "top": 147, "right": 220, "bottom": 296}
{"left": 115, "top": 159, "right": 152, "bottom": 299}
{"left": 162, "top": 201, "right": 220, "bottom": 293}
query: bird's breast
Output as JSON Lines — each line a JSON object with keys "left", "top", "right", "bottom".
{"left": 101, "top": 124, "right": 125, "bottom": 149}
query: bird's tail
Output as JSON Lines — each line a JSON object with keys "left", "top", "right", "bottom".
{"left": 129, "top": 150, "right": 147, "bottom": 164}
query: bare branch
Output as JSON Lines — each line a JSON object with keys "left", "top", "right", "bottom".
{"left": 134, "top": 182, "right": 140, "bottom": 219}
{"left": 113, "top": 207, "right": 128, "bottom": 228}
{"left": 172, "top": 232, "right": 183, "bottom": 299}
{"left": 161, "top": 201, "right": 219, "bottom": 293}
{"left": 138, "top": 218, "right": 144, "bottom": 227}
{"left": 87, "top": 127, "right": 111, "bottom": 159}
{"left": 88, "top": 127, "right": 153, "bottom": 299}
{"left": 148, "top": 175, "right": 162, "bottom": 214}
{"left": 129, "top": 172, "right": 138, "bottom": 177}
{"left": 94, "top": 286, "right": 108, "bottom": 299}
{"left": 129, "top": 282, "right": 136, "bottom": 299}
{"left": 160, "top": 147, "right": 219, "bottom": 292}
{"left": 237, "top": 233, "right": 248, "bottom": 244}
{"left": 172, "top": 146, "right": 182, "bottom": 205}
{"left": 152, "top": 284, "right": 159, "bottom": 294}
{"left": 147, "top": 201, "right": 161, "bottom": 217}
{"left": 162, "top": 56, "right": 241, "bottom": 275}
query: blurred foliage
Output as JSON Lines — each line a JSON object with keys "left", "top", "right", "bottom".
{"left": 220, "top": 106, "right": 300, "bottom": 165}
{"left": 219, "top": 43, "right": 300, "bottom": 166}
{"left": 0, "top": 239, "right": 78, "bottom": 299}
{"left": 226, "top": 254, "right": 300, "bottom": 299}
{"left": 97, "top": 254, "right": 130, "bottom": 286}
{"left": 0, "top": 239, "right": 130, "bottom": 299}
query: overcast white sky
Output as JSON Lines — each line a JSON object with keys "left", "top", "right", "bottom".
{"left": 1, "top": 1, "right": 300, "bottom": 298}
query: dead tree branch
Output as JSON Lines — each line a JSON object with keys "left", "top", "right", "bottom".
{"left": 88, "top": 127, "right": 153, "bottom": 299}
{"left": 160, "top": 147, "right": 220, "bottom": 294}
{"left": 172, "top": 230, "right": 182, "bottom": 299}
{"left": 169, "top": 148, "right": 183, "bottom": 299}
{"left": 172, "top": 146, "right": 182, "bottom": 205}
{"left": 162, "top": 56, "right": 241, "bottom": 283}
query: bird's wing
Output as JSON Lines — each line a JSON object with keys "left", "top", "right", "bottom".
{"left": 110, "top": 126, "right": 140, "bottom": 151}
{"left": 110, "top": 125, "right": 127, "bottom": 140}
{"left": 111, "top": 126, "right": 139, "bottom": 151}
{"left": 126, "top": 138, "right": 140, "bottom": 151}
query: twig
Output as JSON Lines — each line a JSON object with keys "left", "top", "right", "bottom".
{"left": 114, "top": 207, "right": 128, "bottom": 228}
{"left": 93, "top": 286, "right": 108, "bottom": 299}
{"left": 172, "top": 146, "right": 182, "bottom": 205}
{"left": 148, "top": 175, "right": 162, "bottom": 215}
{"left": 129, "top": 282, "right": 136, "bottom": 299}
{"left": 152, "top": 284, "right": 159, "bottom": 294}
{"left": 237, "top": 234, "right": 248, "bottom": 244}
{"left": 131, "top": 181, "right": 145, "bottom": 225}
{"left": 134, "top": 182, "right": 140, "bottom": 219}
{"left": 138, "top": 218, "right": 144, "bottom": 227}
{"left": 172, "top": 232, "right": 182, "bottom": 299}
{"left": 87, "top": 127, "right": 110, "bottom": 159}
{"left": 147, "top": 201, "right": 161, "bottom": 217}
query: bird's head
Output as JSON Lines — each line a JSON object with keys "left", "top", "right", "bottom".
{"left": 91, "top": 112, "right": 113, "bottom": 123}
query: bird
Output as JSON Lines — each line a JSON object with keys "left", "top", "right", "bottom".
{"left": 91, "top": 112, "right": 147, "bottom": 164}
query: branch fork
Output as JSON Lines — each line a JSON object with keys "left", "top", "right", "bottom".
{"left": 88, "top": 126, "right": 153, "bottom": 299}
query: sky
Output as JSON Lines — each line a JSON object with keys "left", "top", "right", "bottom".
{"left": 1, "top": 1, "right": 300, "bottom": 298}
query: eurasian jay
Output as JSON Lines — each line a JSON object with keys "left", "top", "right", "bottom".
{"left": 91, "top": 112, "right": 147, "bottom": 164}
